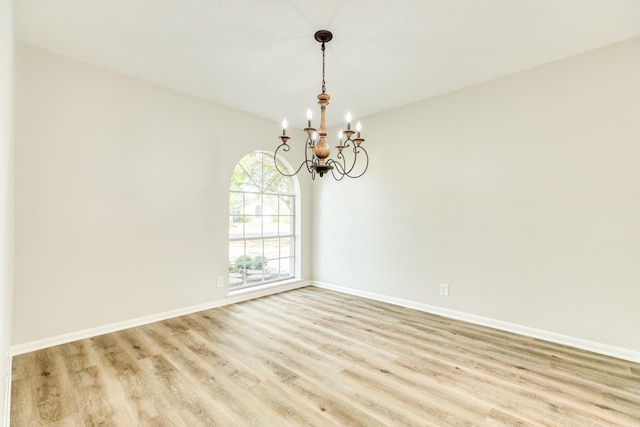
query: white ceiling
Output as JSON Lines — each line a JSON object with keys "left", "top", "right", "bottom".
{"left": 14, "top": 0, "right": 640, "bottom": 127}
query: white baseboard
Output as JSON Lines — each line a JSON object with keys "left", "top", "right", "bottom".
{"left": 312, "top": 281, "right": 640, "bottom": 364}
{"left": 11, "top": 280, "right": 310, "bottom": 356}
{"left": 3, "top": 352, "right": 10, "bottom": 427}
{"left": 12, "top": 279, "right": 639, "bottom": 364}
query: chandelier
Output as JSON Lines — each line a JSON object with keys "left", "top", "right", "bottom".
{"left": 274, "top": 30, "right": 369, "bottom": 180}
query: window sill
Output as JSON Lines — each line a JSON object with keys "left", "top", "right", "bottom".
{"left": 227, "top": 278, "right": 309, "bottom": 301}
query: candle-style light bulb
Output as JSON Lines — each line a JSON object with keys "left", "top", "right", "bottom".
{"left": 312, "top": 131, "right": 318, "bottom": 142}
{"left": 356, "top": 121, "right": 362, "bottom": 138}
{"left": 338, "top": 130, "right": 344, "bottom": 142}
{"left": 346, "top": 111, "right": 352, "bottom": 130}
{"left": 282, "top": 118, "right": 288, "bottom": 136}
{"left": 306, "top": 109, "right": 312, "bottom": 127}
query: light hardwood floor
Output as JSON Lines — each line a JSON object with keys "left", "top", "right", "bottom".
{"left": 11, "top": 287, "right": 640, "bottom": 426}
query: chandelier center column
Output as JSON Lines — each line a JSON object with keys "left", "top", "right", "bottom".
{"left": 313, "top": 92, "right": 331, "bottom": 165}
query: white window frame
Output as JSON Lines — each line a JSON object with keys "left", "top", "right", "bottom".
{"left": 228, "top": 151, "right": 300, "bottom": 291}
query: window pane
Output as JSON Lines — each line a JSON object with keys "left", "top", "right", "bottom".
{"left": 244, "top": 193, "right": 262, "bottom": 216}
{"left": 280, "top": 258, "right": 294, "bottom": 279}
{"left": 229, "top": 192, "right": 244, "bottom": 215}
{"left": 229, "top": 272, "right": 244, "bottom": 289}
{"left": 246, "top": 269, "right": 264, "bottom": 285}
{"left": 263, "top": 238, "right": 279, "bottom": 260}
{"left": 266, "top": 175, "right": 291, "bottom": 194}
{"left": 244, "top": 216, "right": 262, "bottom": 238}
{"left": 229, "top": 273, "right": 244, "bottom": 289}
{"left": 265, "top": 158, "right": 293, "bottom": 195}
{"left": 240, "top": 152, "right": 264, "bottom": 190}
{"left": 246, "top": 239, "right": 263, "bottom": 259}
{"left": 280, "top": 237, "right": 293, "bottom": 258}
{"left": 265, "top": 259, "right": 279, "bottom": 283}
{"left": 230, "top": 166, "right": 258, "bottom": 192}
{"left": 279, "top": 216, "right": 293, "bottom": 236}
{"left": 263, "top": 195, "right": 279, "bottom": 215}
{"left": 229, "top": 241, "right": 245, "bottom": 265}
{"left": 263, "top": 216, "right": 279, "bottom": 237}
{"left": 229, "top": 216, "right": 244, "bottom": 239}
{"left": 279, "top": 196, "right": 294, "bottom": 215}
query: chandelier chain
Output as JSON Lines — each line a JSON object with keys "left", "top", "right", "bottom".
{"left": 321, "top": 41, "right": 326, "bottom": 93}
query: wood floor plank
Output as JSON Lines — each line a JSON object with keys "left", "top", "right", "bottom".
{"left": 144, "top": 320, "right": 289, "bottom": 425}
{"left": 11, "top": 286, "right": 640, "bottom": 426}
{"left": 284, "top": 290, "right": 639, "bottom": 424}
{"left": 203, "top": 305, "right": 411, "bottom": 426}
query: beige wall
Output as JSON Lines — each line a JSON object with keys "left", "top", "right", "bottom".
{"left": 313, "top": 37, "right": 640, "bottom": 352}
{"left": 12, "top": 36, "right": 640, "bottom": 358}
{"left": 12, "top": 43, "right": 312, "bottom": 345}
{"left": 1, "top": 0, "right": 14, "bottom": 422}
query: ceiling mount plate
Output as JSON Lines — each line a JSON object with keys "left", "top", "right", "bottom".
{"left": 314, "top": 30, "right": 333, "bottom": 43}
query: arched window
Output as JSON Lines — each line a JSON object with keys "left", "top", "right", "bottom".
{"left": 229, "top": 151, "right": 297, "bottom": 290}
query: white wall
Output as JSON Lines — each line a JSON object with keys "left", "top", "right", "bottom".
{"left": 313, "top": 37, "right": 640, "bottom": 354}
{"left": 0, "top": 0, "right": 14, "bottom": 423}
{"left": 12, "top": 43, "right": 312, "bottom": 346}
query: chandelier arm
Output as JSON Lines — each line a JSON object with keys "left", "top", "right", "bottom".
{"left": 336, "top": 138, "right": 358, "bottom": 177}
{"left": 327, "top": 158, "right": 344, "bottom": 176}
{"left": 333, "top": 150, "right": 348, "bottom": 175}
{"left": 274, "top": 143, "right": 314, "bottom": 177}
{"left": 337, "top": 139, "right": 359, "bottom": 176}
{"left": 325, "top": 159, "right": 346, "bottom": 181}
{"left": 343, "top": 145, "right": 369, "bottom": 178}
{"left": 304, "top": 134, "right": 316, "bottom": 174}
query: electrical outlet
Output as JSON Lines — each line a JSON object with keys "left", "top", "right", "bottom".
{"left": 217, "top": 276, "right": 225, "bottom": 288}
{"left": 439, "top": 283, "right": 449, "bottom": 297}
